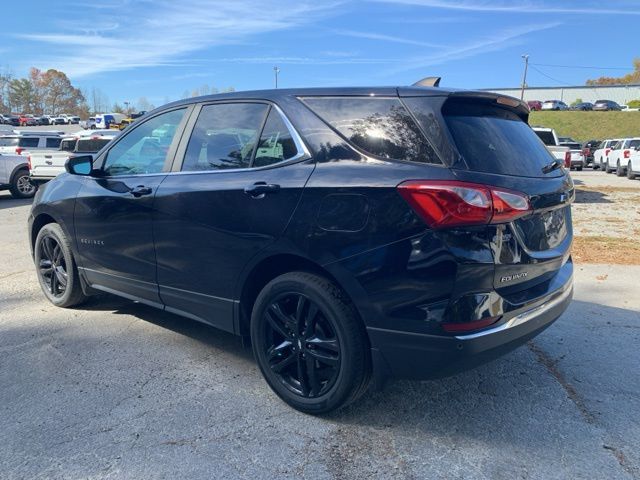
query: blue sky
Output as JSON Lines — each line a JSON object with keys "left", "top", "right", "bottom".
{"left": 4, "top": 0, "right": 638, "bottom": 108}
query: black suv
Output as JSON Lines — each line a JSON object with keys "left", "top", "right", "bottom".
{"left": 29, "top": 86, "right": 574, "bottom": 413}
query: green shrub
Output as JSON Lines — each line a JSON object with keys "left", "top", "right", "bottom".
{"left": 627, "top": 99, "right": 640, "bottom": 108}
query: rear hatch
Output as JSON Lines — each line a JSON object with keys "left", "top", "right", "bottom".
{"left": 403, "top": 93, "right": 573, "bottom": 293}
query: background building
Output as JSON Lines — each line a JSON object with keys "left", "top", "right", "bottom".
{"left": 483, "top": 84, "right": 640, "bottom": 105}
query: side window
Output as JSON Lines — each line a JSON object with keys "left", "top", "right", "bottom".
{"left": 103, "top": 108, "right": 186, "bottom": 176}
{"left": 253, "top": 109, "right": 299, "bottom": 167}
{"left": 181, "top": 103, "right": 269, "bottom": 172}
{"left": 46, "top": 138, "right": 62, "bottom": 149}
{"left": 18, "top": 137, "right": 39, "bottom": 148}
{"left": 301, "top": 97, "right": 441, "bottom": 164}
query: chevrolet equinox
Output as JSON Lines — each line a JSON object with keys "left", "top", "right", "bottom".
{"left": 29, "top": 86, "right": 574, "bottom": 413}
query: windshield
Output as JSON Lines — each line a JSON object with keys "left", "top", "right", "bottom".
{"left": 412, "top": 98, "right": 562, "bottom": 178}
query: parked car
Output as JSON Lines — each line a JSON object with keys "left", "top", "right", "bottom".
{"left": 581, "top": 139, "right": 601, "bottom": 167}
{"left": 94, "top": 113, "right": 127, "bottom": 129}
{"left": 541, "top": 100, "right": 569, "bottom": 111}
{"left": 30, "top": 133, "right": 117, "bottom": 184}
{"left": 19, "top": 114, "right": 38, "bottom": 126}
{"left": 79, "top": 117, "right": 97, "bottom": 130}
{"left": 5, "top": 115, "right": 21, "bottom": 126}
{"left": 50, "top": 115, "right": 67, "bottom": 125}
{"left": 607, "top": 137, "right": 640, "bottom": 176}
{"left": 532, "top": 127, "right": 571, "bottom": 166}
{"left": 621, "top": 105, "right": 640, "bottom": 112}
{"left": 559, "top": 142, "right": 585, "bottom": 170}
{"left": 0, "top": 114, "right": 13, "bottom": 124}
{"left": 68, "top": 116, "right": 81, "bottom": 124}
{"left": 37, "top": 115, "right": 52, "bottom": 126}
{"left": 28, "top": 86, "right": 574, "bottom": 414}
{"left": 627, "top": 143, "right": 640, "bottom": 179}
{"left": 0, "top": 132, "right": 63, "bottom": 156}
{"left": 593, "top": 139, "right": 621, "bottom": 170}
{"left": 570, "top": 102, "right": 593, "bottom": 111}
{"left": 593, "top": 100, "right": 622, "bottom": 111}
{"left": 527, "top": 100, "right": 542, "bottom": 111}
{"left": 0, "top": 152, "right": 37, "bottom": 198}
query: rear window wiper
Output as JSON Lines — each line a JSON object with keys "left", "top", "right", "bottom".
{"left": 541, "top": 159, "right": 563, "bottom": 174}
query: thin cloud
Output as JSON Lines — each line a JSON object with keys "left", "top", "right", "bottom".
{"left": 19, "top": 0, "right": 345, "bottom": 77}
{"left": 383, "top": 22, "right": 562, "bottom": 74}
{"left": 372, "top": 0, "right": 640, "bottom": 15}
{"left": 332, "top": 29, "right": 444, "bottom": 48}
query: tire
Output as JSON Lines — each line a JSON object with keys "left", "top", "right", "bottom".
{"left": 9, "top": 169, "right": 37, "bottom": 199}
{"left": 34, "top": 223, "right": 88, "bottom": 308}
{"left": 605, "top": 161, "right": 611, "bottom": 173}
{"left": 616, "top": 162, "right": 624, "bottom": 177}
{"left": 628, "top": 162, "right": 636, "bottom": 180}
{"left": 250, "top": 271, "right": 371, "bottom": 414}
{"left": 577, "top": 166, "right": 583, "bottom": 171}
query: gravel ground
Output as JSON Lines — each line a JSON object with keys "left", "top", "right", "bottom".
{"left": 1, "top": 171, "right": 639, "bottom": 479}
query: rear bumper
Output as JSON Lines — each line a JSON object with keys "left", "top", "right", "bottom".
{"left": 368, "top": 273, "right": 573, "bottom": 381}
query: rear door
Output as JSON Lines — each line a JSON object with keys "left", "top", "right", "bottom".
{"left": 153, "top": 102, "right": 314, "bottom": 332}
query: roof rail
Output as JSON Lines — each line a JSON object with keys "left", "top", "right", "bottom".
{"left": 412, "top": 76, "right": 441, "bottom": 87}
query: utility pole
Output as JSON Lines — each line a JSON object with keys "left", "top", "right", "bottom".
{"left": 520, "top": 54, "right": 529, "bottom": 100}
{"left": 274, "top": 66, "right": 280, "bottom": 89}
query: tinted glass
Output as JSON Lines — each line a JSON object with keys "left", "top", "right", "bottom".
{"left": 438, "top": 100, "right": 561, "bottom": 178}
{"left": 302, "top": 97, "right": 441, "bottom": 164}
{"left": 0, "top": 137, "right": 19, "bottom": 147}
{"left": 103, "top": 108, "right": 185, "bottom": 176}
{"left": 77, "top": 138, "right": 111, "bottom": 153}
{"left": 534, "top": 130, "right": 556, "bottom": 146}
{"left": 564, "top": 143, "right": 581, "bottom": 149}
{"left": 253, "top": 109, "right": 299, "bottom": 167}
{"left": 18, "top": 137, "right": 39, "bottom": 148}
{"left": 629, "top": 139, "right": 640, "bottom": 148}
{"left": 182, "top": 103, "right": 268, "bottom": 171}
{"left": 46, "top": 138, "right": 62, "bottom": 148}
{"left": 60, "top": 139, "right": 77, "bottom": 151}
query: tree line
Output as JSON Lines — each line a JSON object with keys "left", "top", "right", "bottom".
{"left": 586, "top": 58, "right": 640, "bottom": 86}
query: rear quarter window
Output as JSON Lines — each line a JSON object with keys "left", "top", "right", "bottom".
{"left": 18, "top": 137, "right": 39, "bottom": 148}
{"left": 300, "top": 97, "right": 441, "bottom": 164}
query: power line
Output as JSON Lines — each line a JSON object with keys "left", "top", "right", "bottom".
{"left": 530, "top": 62, "right": 630, "bottom": 71}
{"left": 528, "top": 65, "right": 572, "bottom": 86}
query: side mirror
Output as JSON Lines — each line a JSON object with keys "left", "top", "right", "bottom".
{"left": 65, "top": 155, "right": 93, "bottom": 175}
{"left": 635, "top": 146, "right": 640, "bottom": 151}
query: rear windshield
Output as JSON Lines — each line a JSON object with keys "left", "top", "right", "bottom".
{"left": 0, "top": 137, "right": 19, "bottom": 147}
{"left": 533, "top": 130, "right": 556, "bottom": 146}
{"left": 76, "top": 138, "right": 111, "bottom": 153}
{"left": 300, "top": 97, "right": 441, "bottom": 164}
{"left": 60, "top": 139, "right": 78, "bottom": 151}
{"left": 563, "top": 142, "right": 581, "bottom": 149}
{"left": 429, "top": 100, "right": 560, "bottom": 177}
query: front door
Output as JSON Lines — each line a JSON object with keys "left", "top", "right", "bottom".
{"left": 74, "top": 107, "right": 189, "bottom": 307}
{"left": 153, "top": 102, "right": 314, "bottom": 331}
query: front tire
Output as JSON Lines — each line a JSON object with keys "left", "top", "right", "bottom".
{"left": 34, "top": 223, "right": 88, "bottom": 308}
{"left": 616, "top": 162, "right": 624, "bottom": 177}
{"left": 9, "top": 169, "right": 37, "bottom": 198}
{"left": 628, "top": 162, "right": 636, "bottom": 180}
{"left": 251, "top": 272, "right": 371, "bottom": 414}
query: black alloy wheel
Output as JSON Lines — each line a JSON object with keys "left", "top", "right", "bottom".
{"left": 262, "top": 292, "right": 340, "bottom": 398}
{"left": 251, "top": 272, "right": 370, "bottom": 414}
{"left": 38, "top": 235, "right": 68, "bottom": 298}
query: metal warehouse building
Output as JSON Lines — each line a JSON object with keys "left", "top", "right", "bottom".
{"left": 483, "top": 84, "right": 640, "bottom": 105}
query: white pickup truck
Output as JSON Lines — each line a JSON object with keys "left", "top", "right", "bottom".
{"left": 532, "top": 127, "right": 571, "bottom": 168}
{"left": 0, "top": 153, "right": 37, "bottom": 198}
{"left": 29, "top": 134, "right": 117, "bottom": 183}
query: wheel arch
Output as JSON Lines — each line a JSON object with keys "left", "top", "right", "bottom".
{"left": 236, "top": 253, "right": 371, "bottom": 337}
{"left": 9, "top": 162, "right": 29, "bottom": 184}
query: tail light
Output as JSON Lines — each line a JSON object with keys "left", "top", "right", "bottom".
{"left": 605, "top": 148, "right": 611, "bottom": 155}
{"left": 564, "top": 151, "right": 571, "bottom": 167}
{"left": 15, "top": 147, "right": 24, "bottom": 155}
{"left": 624, "top": 149, "right": 630, "bottom": 159}
{"left": 397, "top": 180, "right": 532, "bottom": 229}
{"left": 27, "top": 155, "right": 32, "bottom": 171}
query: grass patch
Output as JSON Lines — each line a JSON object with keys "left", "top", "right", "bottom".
{"left": 572, "top": 236, "right": 640, "bottom": 265}
{"left": 529, "top": 111, "right": 640, "bottom": 142}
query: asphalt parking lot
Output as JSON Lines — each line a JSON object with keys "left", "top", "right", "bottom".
{"left": 1, "top": 170, "right": 639, "bottom": 479}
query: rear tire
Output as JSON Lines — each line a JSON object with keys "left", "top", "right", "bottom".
{"left": 576, "top": 166, "right": 583, "bottom": 171}
{"left": 9, "top": 169, "right": 37, "bottom": 199}
{"left": 251, "top": 271, "right": 371, "bottom": 414}
{"left": 34, "top": 223, "right": 88, "bottom": 308}
{"left": 628, "top": 162, "right": 636, "bottom": 180}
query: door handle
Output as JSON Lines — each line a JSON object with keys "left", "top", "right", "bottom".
{"left": 130, "top": 185, "right": 153, "bottom": 197}
{"left": 244, "top": 182, "right": 280, "bottom": 198}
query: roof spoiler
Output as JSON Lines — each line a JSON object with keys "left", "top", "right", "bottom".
{"left": 412, "top": 76, "right": 441, "bottom": 87}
